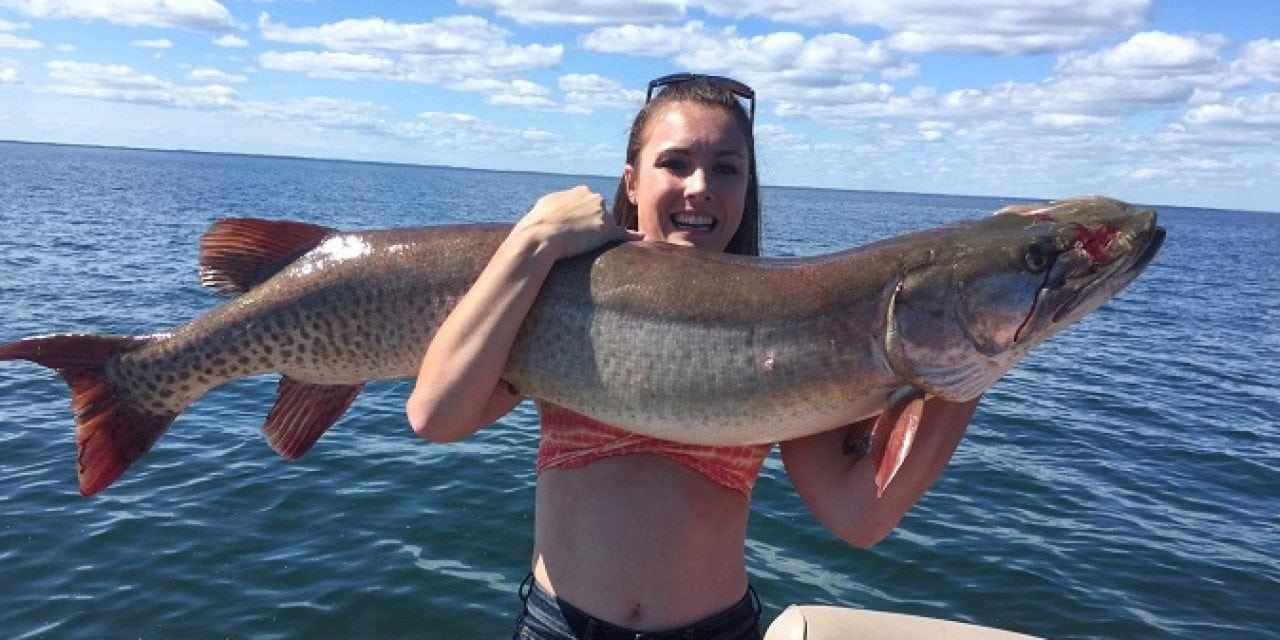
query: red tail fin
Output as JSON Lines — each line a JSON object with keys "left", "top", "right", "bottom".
{"left": 0, "top": 335, "right": 175, "bottom": 496}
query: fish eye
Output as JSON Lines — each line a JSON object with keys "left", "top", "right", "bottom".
{"left": 1024, "top": 244, "right": 1050, "bottom": 273}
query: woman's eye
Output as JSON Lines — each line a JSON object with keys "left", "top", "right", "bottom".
{"left": 714, "top": 163, "right": 741, "bottom": 175}
{"left": 656, "top": 157, "right": 686, "bottom": 171}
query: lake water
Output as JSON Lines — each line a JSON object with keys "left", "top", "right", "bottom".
{"left": 0, "top": 140, "right": 1276, "bottom": 639}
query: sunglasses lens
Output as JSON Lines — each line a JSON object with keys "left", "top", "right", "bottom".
{"left": 646, "top": 74, "right": 755, "bottom": 121}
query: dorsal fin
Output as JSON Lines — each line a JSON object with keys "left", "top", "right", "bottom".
{"left": 198, "top": 218, "right": 336, "bottom": 296}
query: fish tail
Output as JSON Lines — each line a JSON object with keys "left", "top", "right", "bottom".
{"left": 0, "top": 334, "right": 176, "bottom": 496}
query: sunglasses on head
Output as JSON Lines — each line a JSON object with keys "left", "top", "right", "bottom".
{"left": 645, "top": 73, "right": 756, "bottom": 122}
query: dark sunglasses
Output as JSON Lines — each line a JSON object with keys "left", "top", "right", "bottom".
{"left": 645, "top": 73, "right": 756, "bottom": 122}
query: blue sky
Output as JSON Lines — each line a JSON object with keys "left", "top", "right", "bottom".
{"left": 1, "top": 1, "right": 1278, "bottom": 212}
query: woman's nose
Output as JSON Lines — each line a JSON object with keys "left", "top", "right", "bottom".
{"left": 684, "top": 168, "right": 709, "bottom": 199}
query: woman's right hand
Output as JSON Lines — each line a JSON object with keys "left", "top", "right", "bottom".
{"left": 511, "top": 186, "right": 642, "bottom": 260}
{"left": 407, "top": 186, "right": 637, "bottom": 442}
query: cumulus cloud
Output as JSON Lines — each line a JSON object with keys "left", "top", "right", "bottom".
{"left": 0, "top": 0, "right": 237, "bottom": 32}
{"left": 44, "top": 60, "right": 238, "bottom": 108}
{"left": 580, "top": 21, "right": 713, "bottom": 58}
{"left": 581, "top": 21, "right": 910, "bottom": 111}
{"left": 1183, "top": 93, "right": 1280, "bottom": 129}
{"left": 131, "top": 38, "right": 173, "bottom": 49}
{"left": 214, "top": 33, "right": 248, "bottom": 48}
{"left": 696, "top": 0, "right": 1150, "bottom": 55}
{"left": 1235, "top": 39, "right": 1280, "bottom": 84}
{"left": 0, "top": 17, "right": 42, "bottom": 49}
{"left": 1054, "top": 31, "right": 1225, "bottom": 77}
{"left": 0, "top": 65, "right": 16, "bottom": 82}
{"left": 485, "top": 79, "right": 558, "bottom": 110}
{"left": 458, "top": 0, "right": 685, "bottom": 25}
{"left": 0, "top": 33, "right": 43, "bottom": 49}
{"left": 259, "top": 12, "right": 508, "bottom": 55}
{"left": 872, "top": 30, "right": 1245, "bottom": 134}
{"left": 559, "top": 73, "right": 645, "bottom": 111}
{"left": 258, "top": 50, "right": 395, "bottom": 81}
{"left": 256, "top": 12, "right": 563, "bottom": 108}
{"left": 187, "top": 66, "right": 246, "bottom": 83}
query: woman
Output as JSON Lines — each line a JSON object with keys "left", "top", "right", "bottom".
{"left": 406, "top": 74, "right": 979, "bottom": 639}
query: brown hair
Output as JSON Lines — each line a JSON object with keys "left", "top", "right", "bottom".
{"left": 610, "top": 77, "right": 761, "bottom": 256}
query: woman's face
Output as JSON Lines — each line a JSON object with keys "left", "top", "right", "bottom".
{"left": 624, "top": 102, "right": 750, "bottom": 252}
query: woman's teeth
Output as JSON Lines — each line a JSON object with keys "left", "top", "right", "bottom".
{"left": 671, "top": 213, "right": 716, "bottom": 231}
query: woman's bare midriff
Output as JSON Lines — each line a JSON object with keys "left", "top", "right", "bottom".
{"left": 532, "top": 453, "right": 753, "bottom": 631}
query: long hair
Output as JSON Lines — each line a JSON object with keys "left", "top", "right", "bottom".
{"left": 610, "top": 77, "right": 761, "bottom": 256}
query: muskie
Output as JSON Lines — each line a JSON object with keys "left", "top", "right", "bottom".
{"left": 0, "top": 197, "right": 1163, "bottom": 496}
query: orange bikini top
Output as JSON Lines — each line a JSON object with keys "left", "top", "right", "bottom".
{"left": 535, "top": 402, "right": 772, "bottom": 498}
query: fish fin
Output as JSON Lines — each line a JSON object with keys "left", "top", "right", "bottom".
{"left": 0, "top": 334, "right": 175, "bottom": 496}
{"left": 872, "top": 390, "right": 926, "bottom": 498}
{"left": 261, "top": 376, "right": 363, "bottom": 459}
{"left": 198, "top": 218, "right": 335, "bottom": 296}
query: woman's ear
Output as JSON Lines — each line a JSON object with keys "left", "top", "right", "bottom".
{"left": 623, "top": 164, "right": 637, "bottom": 204}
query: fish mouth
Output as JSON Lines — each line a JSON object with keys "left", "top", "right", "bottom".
{"left": 1009, "top": 209, "right": 1163, "bottom": 344}
{"left": 1048, "top": 219, "right": 1164, "bottom": 324}
{"left": 670, "top": 212, "right": 717, "bottom": 232}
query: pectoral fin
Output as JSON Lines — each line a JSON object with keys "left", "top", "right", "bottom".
{"left": 842, "top": 388, "right": 927, "bottom": 498}
{"left": 873, "top": 393, "right": 925, "bottom": 497}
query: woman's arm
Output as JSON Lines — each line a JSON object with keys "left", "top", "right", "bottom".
{"left": 406, "top": 186, "right": 640, "bottom": 442}
{"left": 779, "top": 397, "right": 981, "bottom": 548}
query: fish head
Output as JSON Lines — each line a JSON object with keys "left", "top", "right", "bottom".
{"left": 890, "top": 196, "right": 1165, "bottom": 399}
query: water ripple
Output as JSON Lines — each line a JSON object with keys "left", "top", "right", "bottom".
{"left": 1, "top": 143, "right": 1277, "bottom": 638}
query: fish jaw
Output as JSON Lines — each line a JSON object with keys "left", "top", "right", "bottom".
{"left": 887, "top": 197, "right": 1165, "bottom": 401}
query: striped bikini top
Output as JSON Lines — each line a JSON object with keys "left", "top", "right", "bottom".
{"left": 535, "top": 401, "right": 772, "bottom": 498}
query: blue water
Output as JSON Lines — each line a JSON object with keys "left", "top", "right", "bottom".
{"left": 0, "top": 140, "right": 1276, "bottom": 639}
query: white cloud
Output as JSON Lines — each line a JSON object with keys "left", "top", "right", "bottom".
{"left": 581, "top": 21, "right": 907, "bottom": 111}
{"left": 0, "top": 0, "right": 237, "bottom": 32}
{"left": 256, "top": 12, "right": 563, "bottom": 107}
{"left": 892, "top": 30, "right": 1247, "bottom": 131}
{"left": 258, "top": 12, "right": 508, "bottom": 55}
{"left": 485, "top": 79, "right": 557, "bottom": 110}
{"left": 187, "top": 66, "right": 246, "bottom": 83}
{"left": 0, "top": 33, "right": 43, "bottom": 49}
{"left": 1032, "top": 113, "right": 1116, "bottom": 129}
{"left": 559, "top": 73, "right": 644, "bottom": 111}
{"left": 0, "top": 65, "right": 16, "bottom": 82}
{"left": 214, "top": 33, "right": 248, "bottom": 48}
{"left": 44, "top": 60, "right": 238, "bottom": 108}
{"left": 1235, "top": 39, "right": 1280, "bottom": 84}
{"left": 458, "top": 0, "right": 685, "bottom": 25}
{"left": 1183, "top": 93, "right": 1280, "bottom": 129}
{"left": 131, "top": 38, "right": 173, "bottom": 49}
{"left": 1055, "top": 31, "right": 1225, "bottom": 77}
{"left": 580, "top": 21, "right": 712, "bottom": 58}
{"left": 258, "top": 50, "right": 395, "bottom": 81}
{"left": 241, "top": 96, "right": 391, "bottom": 135}
{"left": 696, "top": 0, "right": 1150, "bottom": 55}
{"left": 0, "top": 17, "right": 42, "bottom": 49}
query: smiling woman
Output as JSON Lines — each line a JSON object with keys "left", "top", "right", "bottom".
{"left": 403, "top": 73, "right": 987, "bottom": 639}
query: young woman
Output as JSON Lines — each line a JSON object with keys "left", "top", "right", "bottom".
{"left": 406, "top": 74, "right": 980, "bottom": 639}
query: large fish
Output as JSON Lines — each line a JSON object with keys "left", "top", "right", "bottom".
{"left": 0, "top": 196, "right": 1163, "bottom": 496}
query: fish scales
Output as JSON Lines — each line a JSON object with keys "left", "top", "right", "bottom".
{"left": 0, "top": 196, "right": 1165, "bottom": 494}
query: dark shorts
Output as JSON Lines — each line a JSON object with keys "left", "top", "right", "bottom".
{"left": 513, "top": 574, "right": 762, "bottom": 640}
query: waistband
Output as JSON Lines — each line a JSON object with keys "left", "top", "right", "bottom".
{"left": 517, "top": 574, "right": 761, "bottom": 640}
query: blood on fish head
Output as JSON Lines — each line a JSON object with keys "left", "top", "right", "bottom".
{"left": 1071, "top": 221, "right": 1121, "bottom": 264}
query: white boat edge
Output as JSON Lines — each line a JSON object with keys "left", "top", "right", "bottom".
{"left": 764, "top": 605, "right": 1043, "bottom": 639}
